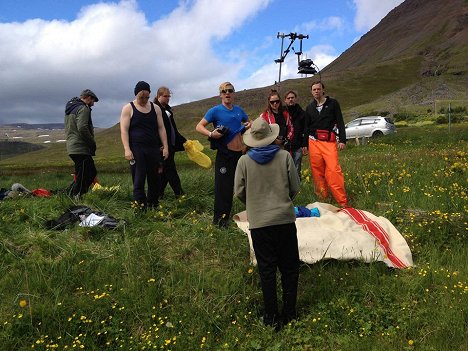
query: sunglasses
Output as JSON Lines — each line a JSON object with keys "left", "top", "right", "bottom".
{"left": 269, "top": 100, "right": 280, "bottom": 104}
{"left": 221, "top": 88, "right": 235, "bottom": 94}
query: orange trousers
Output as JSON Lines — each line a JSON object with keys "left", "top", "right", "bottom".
{"left": 308, "top": 139, "right": 347, "bottom": 206}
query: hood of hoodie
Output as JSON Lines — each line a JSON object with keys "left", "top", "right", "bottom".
{"left": 247, "top": 145, "right": 280, "bottom": 164}
{"left": 65, "top": 97, "right": 86, "bottom": 115}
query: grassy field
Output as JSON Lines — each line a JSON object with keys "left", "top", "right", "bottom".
{"left": 0, "top": 124, "right": 467, "bottom": 350}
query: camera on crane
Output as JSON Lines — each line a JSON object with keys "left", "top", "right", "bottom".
{"left": 274, "top": 32, "right": 319, "bottom": 83}
{"left": 298, "top": 59, "right": 318, "bottom": 75}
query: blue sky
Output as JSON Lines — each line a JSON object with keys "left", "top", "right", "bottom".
{"left": 0, "top": 0, "right": 403, "bottom": 127}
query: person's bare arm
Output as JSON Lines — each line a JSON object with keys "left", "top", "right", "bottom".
{"left": 196, "top": 118, "right": 222, "bottom": 139}
{"left": 119, "top": 103, "right": 133, "bottom": 160}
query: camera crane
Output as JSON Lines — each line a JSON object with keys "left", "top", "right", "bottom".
{"left": 274, "top": 32, "right": 319, "bottom": 83}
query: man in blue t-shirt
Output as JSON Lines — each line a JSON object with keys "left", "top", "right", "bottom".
{"left": 196, "top": 82, "right": 251, "bottom": 228}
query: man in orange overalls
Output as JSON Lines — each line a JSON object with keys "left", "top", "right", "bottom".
{"left": 302, "top": 81, "right": 348, "bottom": 207}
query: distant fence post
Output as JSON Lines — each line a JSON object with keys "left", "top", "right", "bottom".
{"left": 434, "top": 99, "right": 467, "bottom": 130}
{"left": 448, "top": 102, "right": 451, "bottom": 133}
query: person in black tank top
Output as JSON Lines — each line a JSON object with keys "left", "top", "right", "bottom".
{"left": 119, "top": 81, "right": 169, "bottom": 209}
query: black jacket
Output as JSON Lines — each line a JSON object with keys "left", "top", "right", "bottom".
{"left": 303, "top": 96, "right": 346, "bottom": 146}
{"left": 154, "top": 100, "right": 186, "bottom": 152}
{"left": 287, "top": 104, "right": 306, "bottom": 150}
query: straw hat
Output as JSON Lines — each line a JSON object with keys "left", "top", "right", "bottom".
{"left": 243, "top": 118, "right": 279, "bottom": 147}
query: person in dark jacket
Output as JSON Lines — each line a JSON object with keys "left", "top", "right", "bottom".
{"left": 284, "top": 90, "right": 306, "bottom": 179}
{"left": 302, "top": 81, "right": 348, "bottom": 207}
{"left": 154, "top": 87, "right": 187, "bottom": 199}
{"left": 64, "top": 89, "right": 99, "bottom": 197}
{"left": 120, "top": 81, "right": 169, "bottom": 209}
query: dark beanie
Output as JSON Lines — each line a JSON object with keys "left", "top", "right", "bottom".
{"left": 134, "top": 81, "right": 151, "bottom": 96}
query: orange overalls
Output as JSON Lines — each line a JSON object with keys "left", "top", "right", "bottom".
{"left": 308, "top": 138, "right": 347, "bottom": 207}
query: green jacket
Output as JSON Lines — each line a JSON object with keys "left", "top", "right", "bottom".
{"left": 64, "top": 97, "right": 96, "bottom": 155}
{"left": 234, "top": 149, "right": 300, "bottom": 229}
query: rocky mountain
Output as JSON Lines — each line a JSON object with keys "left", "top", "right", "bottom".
{"left": 326, "top": 0, "right": 467, "bottom": 76}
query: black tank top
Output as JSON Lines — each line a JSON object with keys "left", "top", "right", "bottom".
{"left": 129, "top": 102, "right": 161, "bottom": 146}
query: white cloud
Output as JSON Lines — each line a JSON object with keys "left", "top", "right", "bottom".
{"left": 0, "top": 0, "right": 271, "bottom": 127}
{"left": 238, "top": 44, "right": 337, "bottom": 90}
{"left": 297, "top": 16, "right": 345, "bottom": 34}
{"left": 353, "top": 0, "right": 404, "bottom": 32}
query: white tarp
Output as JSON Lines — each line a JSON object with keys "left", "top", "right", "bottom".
{"left": 234, "top": 202, "right": 413, "bottom": 269}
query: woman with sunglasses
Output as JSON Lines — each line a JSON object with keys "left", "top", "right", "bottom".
{"left": 260, "top": 90, "right": 294, "bottom": 150}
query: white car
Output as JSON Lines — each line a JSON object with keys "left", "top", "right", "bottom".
{"left": 345, "top": 116, "right": 396, "bottom": 139}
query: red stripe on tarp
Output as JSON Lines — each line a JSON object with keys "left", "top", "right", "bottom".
{"left": 341, "top": 207, "right": 407, "bottom": 268}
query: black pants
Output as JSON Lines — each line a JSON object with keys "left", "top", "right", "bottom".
{"left": 69, "top": 154, "right": 97, "bottom": 196}
{"left": 251, "top": 223, "right": 299, "bottom": 324}
{"left": 159, "top": 149, "right": 183, "bottom": 197}
{"left": 130, "top": 144, "right": 162, "bottom": 207}
{"left": 213, "top": 149, "right": 242, "bottom": 226}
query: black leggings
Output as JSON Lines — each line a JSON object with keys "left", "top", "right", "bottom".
{"left": 130, "top": 144, "right": 162, "bottom": 207}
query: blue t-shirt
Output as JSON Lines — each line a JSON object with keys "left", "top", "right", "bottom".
{"left": 204, "top": 104, "right": 248, "bottom": 144}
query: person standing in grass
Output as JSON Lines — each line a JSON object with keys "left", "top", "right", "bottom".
{"left": 120, "top": 81, "right": 168, "bottom": 209}
{"left": 64, "top": 89, "right": 99, "bottom": 197}
{"left": 302, "top": 81, "right": 348, "bottom": 207}
{"left": 284, "top": 90, "right": 306, "bottom": 179}
{"left": 153, "top": 86, "right": 187, "bottom": 199}
{"left": 196, "top": 82, "right": 251, "bottom": 228}
{"left": 234, "top": 118, "right": 300, "bottom": 330}
{"left": 260, "top": 89, "right": 294, "bottom": 150}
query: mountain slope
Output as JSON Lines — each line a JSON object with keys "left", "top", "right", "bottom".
{"left": 326, "top": 0, "right": 467, "bottom": 75}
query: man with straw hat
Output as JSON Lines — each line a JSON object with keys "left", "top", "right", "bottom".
{"left": 234, "top": 118, "right": 300, "bottom": 330}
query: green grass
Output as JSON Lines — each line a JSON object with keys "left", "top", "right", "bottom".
{"left": 0, "top": 124, "right": 467, "bottom": 350}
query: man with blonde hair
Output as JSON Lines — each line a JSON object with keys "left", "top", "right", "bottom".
{"left": 196, "top": 82, "right": 251, "bottom": 227}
